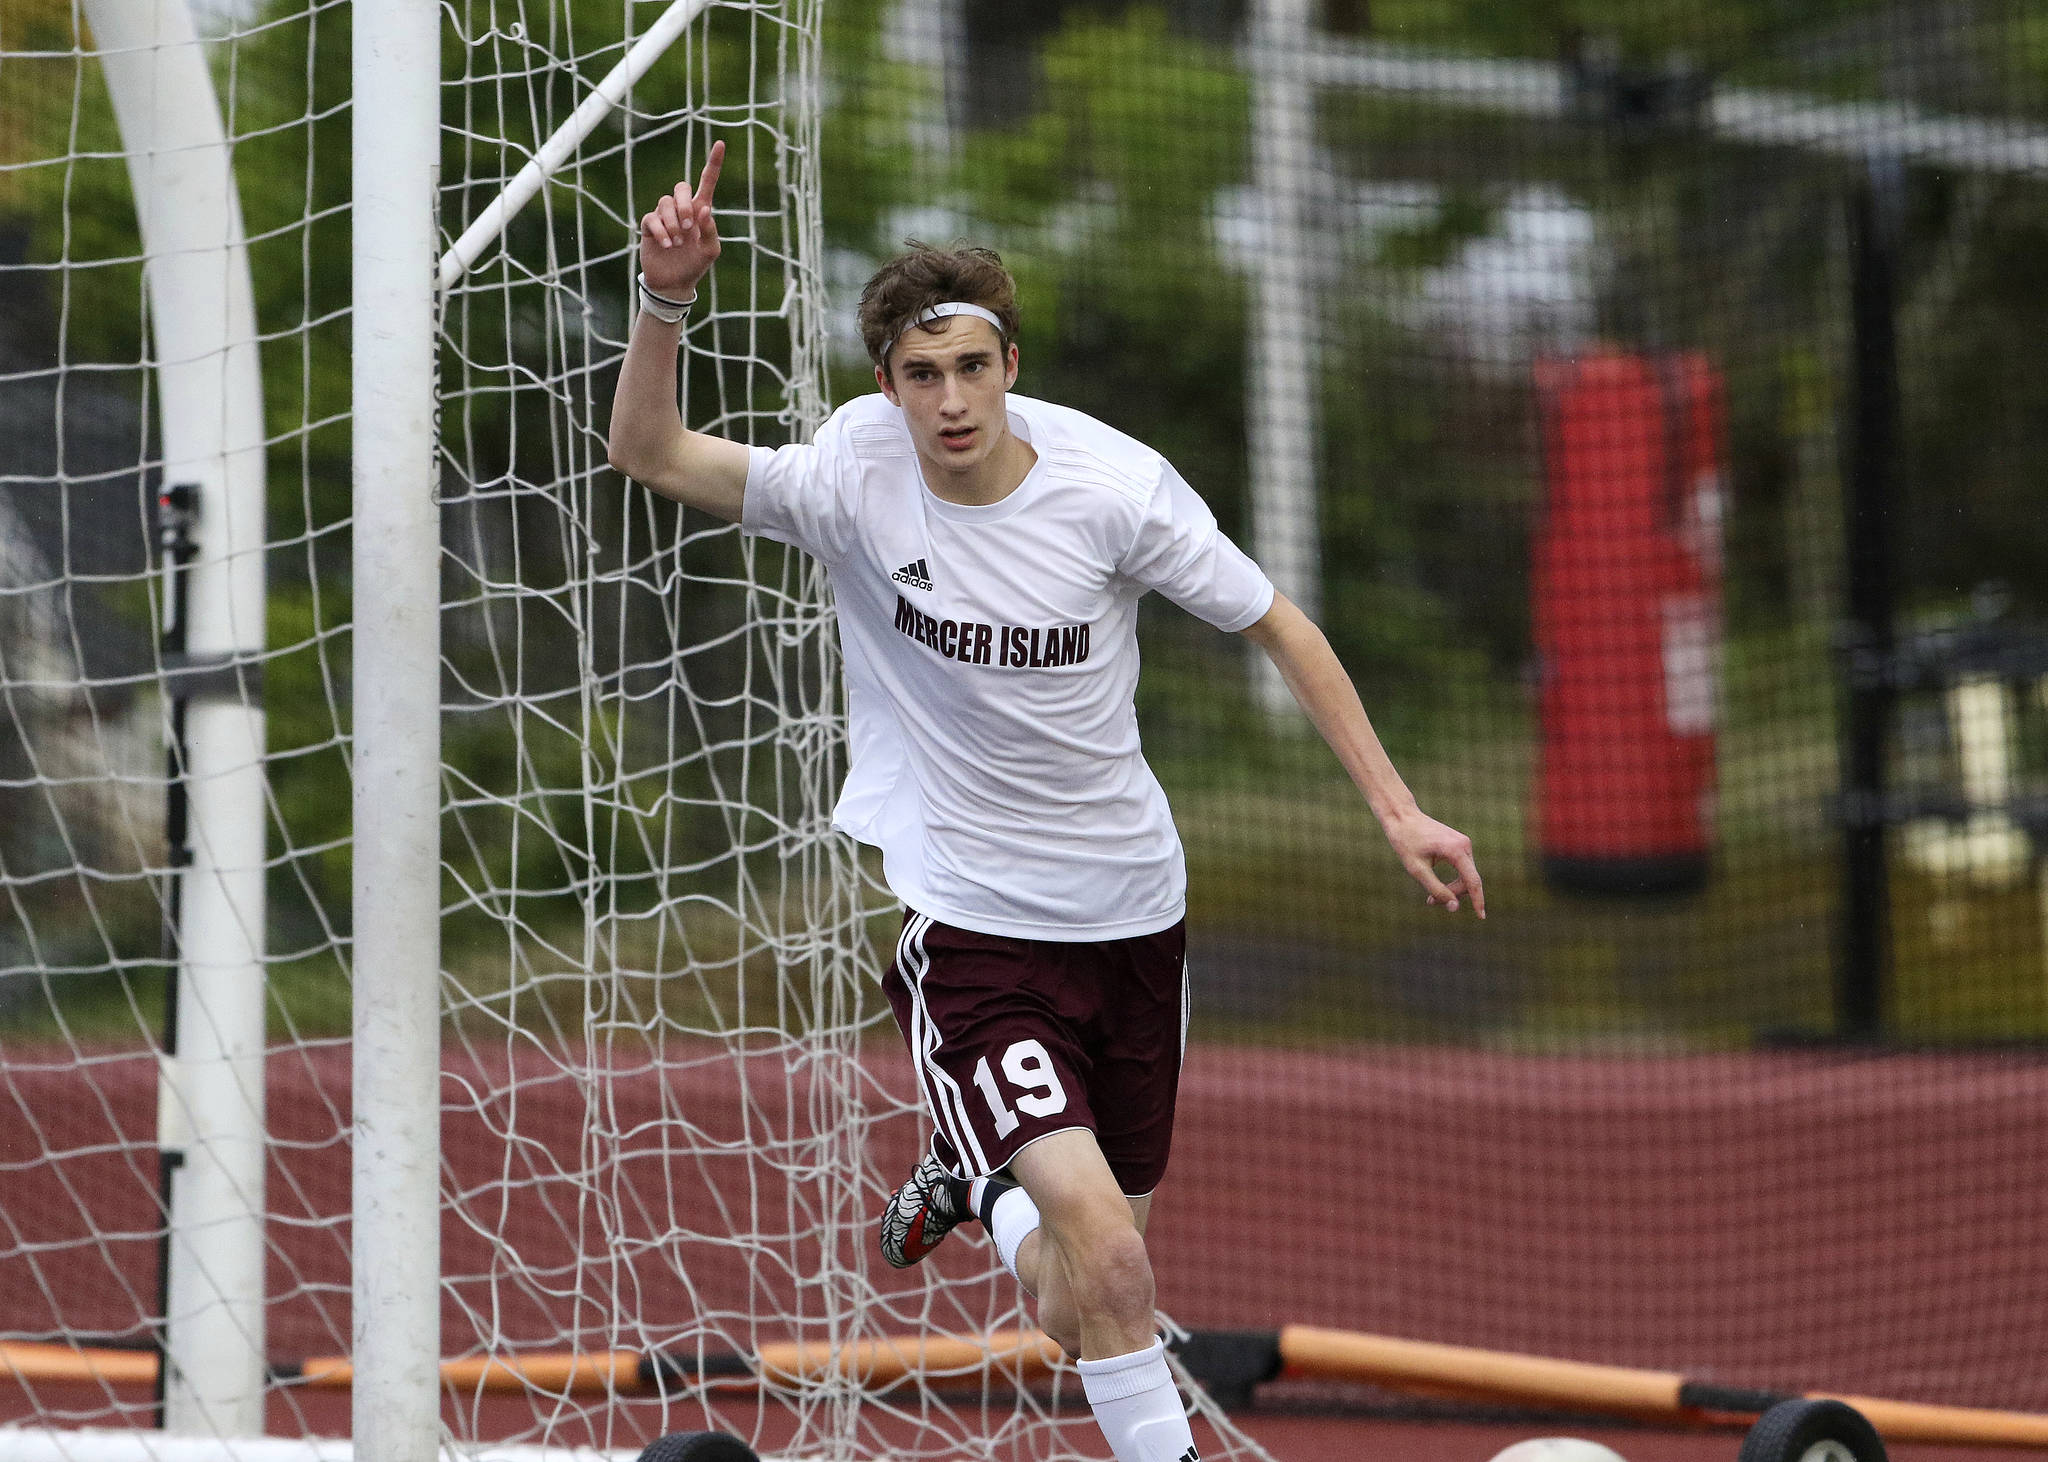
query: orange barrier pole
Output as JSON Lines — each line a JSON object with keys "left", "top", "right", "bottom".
{"left": 18, "top": 1326, "right": 2048, "bottom": 1448}
{"left": 0, "top": 1341, "right": 159, "bottom": 1388}
{"left": 295, "top": 1351, "right": 645, "bottom": 1394}
{"left": 1276, "top": 1325, "right": 2048, "bottom": 1450}
{"left": 1278, "top": 1325, "right": 1686, "bottom": 1417}
{"left": 296, "top": 1331, "right": 1063, "bottom": 1395}
{"left": 1825, "top": 1394, "right": 2048, "bottom": 1449}
{"left": 2, "top": 1345, "right": 650, "bottom": 1397}
{"left": 751, "top": 1329, "right": 1064, "bottom": 1388}
{"left": 444, "top": 1351, "right": 644, "bottom": 1395}
{"left": 4, "top": 1332, "right": 1064, "bottom": 1399}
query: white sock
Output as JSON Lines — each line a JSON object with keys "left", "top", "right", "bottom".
{"left": 1077, "top": 1337, "right": 1199, "bottom": 1462}
{"left": 984, "top": 1185, "right": 1039, "bottom": 1282}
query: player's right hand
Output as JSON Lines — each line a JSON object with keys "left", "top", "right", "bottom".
{"left": 1383, "top": 805, "right": 1486, "bottom": 919}
{"left": 639, "top": 139, "right": 724, "bottom": 300}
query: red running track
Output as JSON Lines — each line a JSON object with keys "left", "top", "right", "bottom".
{"left": 3, "top": 1042, "right": 2045, "bottom": 1425}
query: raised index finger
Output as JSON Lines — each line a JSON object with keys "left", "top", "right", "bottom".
{"left": 693, "top": 139, "right": 726, "bottom": 206}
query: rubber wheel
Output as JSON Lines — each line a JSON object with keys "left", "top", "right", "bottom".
{"left": 1738, "top": 1399, "right": 1887, "bottom": 1462}
{"left": 635, "top": 1433, "right": 760, "bottom": 1462}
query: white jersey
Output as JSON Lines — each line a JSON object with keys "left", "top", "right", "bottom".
{"left": 742, "top": 392, "right": 1274, "bottom": 941}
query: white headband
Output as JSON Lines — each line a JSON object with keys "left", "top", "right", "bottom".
{"left": 883, "top": 301, "right": 1006, "bottom": 359}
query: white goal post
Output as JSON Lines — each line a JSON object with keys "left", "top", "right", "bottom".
{"left": 349, "top": 0, "right": 441, "bottom": 1455}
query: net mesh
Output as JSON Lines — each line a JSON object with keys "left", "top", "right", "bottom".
{"left": 864, "top": 0, "right": 2046, "bottom": 1414}
{"left": 1, "top": 0, "right": 1269, "bottom": 1456}
{"left": 4, "top": 0, "right": 2048, "bottom": 1456}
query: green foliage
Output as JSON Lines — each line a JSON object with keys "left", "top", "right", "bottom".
{"left": 827, "top": 7, "right": 1250, "bottom": 472}
{"left": 1374, "top": 188, "right": 1493, "bottom": 270}
{"left": 1033, "top": 10, "right": 1248, "bottom": 227}
{"left": 1364, "top": 0, "right": 1889, "bottom": 76}
{"left": 820, "top": 0, "right": 924, "bottom": 247}
{"left": 1902, "top": 180, "right": 2048, "bottom": 614}
{"left": 9, "top": 0, "right": 2047, "bottom": 1045}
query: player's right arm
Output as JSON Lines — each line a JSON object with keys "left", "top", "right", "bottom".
{"left": 605, "top": 141, "right": 751, "bottom": 523}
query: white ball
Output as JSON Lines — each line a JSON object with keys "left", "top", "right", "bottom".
{"left": 1487, "top": 1442, "right": 1630, "bottom": 1462}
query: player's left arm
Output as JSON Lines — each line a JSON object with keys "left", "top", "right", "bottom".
{"left": 1239, "top": 592, "right": 1485, "bottom": 918}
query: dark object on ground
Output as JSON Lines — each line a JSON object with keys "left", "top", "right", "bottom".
{"left": 635, "top": 1431, "right": 760, "bottom": 1462}
{"left": 1738, "top": 1398, "right": 1887, "bottom": 1462}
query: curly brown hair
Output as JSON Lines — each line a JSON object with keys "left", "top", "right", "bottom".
{"left": 858, "top": 241, "right": 1020, "bottom": 374}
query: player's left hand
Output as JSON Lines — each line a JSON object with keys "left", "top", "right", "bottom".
{"left": 1382, "top": 806, "right": 1485, "bottom": 918}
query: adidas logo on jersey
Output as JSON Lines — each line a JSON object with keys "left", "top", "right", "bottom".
{"left": 1177, "top": 1449, "right": 1200, "bottom": 1462}
{"left": 891, "top": 557, "right": 934, "bottom": 591}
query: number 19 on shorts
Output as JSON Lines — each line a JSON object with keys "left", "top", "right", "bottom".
{"left": 971, "top": 1039, "right": 1068, "bottom": 1138}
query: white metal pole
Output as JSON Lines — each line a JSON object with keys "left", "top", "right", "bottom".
{"left": 437, "top": 0, "right": 714, "bottom": 290}
{"left": 1275, "top": 33, "right": 2048, "bottom": 178}
{"left": 352, "top": 0, "right": 441, "bottom": 1456}
{"left": 1246, "top": 0, "right": 1323, "bottom": 719}
{"left": 87, "top": 0, "right": 270, "bottom": 1437}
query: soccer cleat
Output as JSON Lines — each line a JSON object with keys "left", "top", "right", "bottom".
{"left": 879, "top": 1148, "right": 969, "bottom": 1268}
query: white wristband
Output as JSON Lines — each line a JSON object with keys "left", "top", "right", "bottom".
{"left": 637, "top": 274, "right": 696, "bottom": 324}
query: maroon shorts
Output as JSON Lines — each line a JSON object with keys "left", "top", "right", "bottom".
{"left": 882, "top": 909, "right": 1189, "bottom": 1197}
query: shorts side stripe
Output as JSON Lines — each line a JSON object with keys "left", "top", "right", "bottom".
{"left": 908, "top": 916, "right": 989, "bottom": 1174}
{"left": 1179, "top": 954, "right": 1191, "bottom": 1060}
{"left": 912, "top": 915, "right": 990, "bottom": 1173}
{"left": 897, "top": 914, "right": 952, "bottom": 1161}
{"left": 903, "top": 915, "right": 991, "bottom": 1174}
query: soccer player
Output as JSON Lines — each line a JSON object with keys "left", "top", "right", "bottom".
{"left": 608, "top": 142, "right": 1484, "bottom": 1462}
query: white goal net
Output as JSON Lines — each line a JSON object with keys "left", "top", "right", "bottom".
{"left": 0, "top": 0, "right": 1266, "bottom": 1458}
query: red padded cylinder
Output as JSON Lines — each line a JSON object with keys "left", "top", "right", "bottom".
{"left": 1533, "top": 350, "right": 1724, "bottom": 895}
